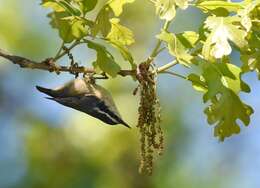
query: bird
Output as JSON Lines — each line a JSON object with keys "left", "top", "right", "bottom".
{"left": 36, "top": 78, "right": 130, "bottom": 128}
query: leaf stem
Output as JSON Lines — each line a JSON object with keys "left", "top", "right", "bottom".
{"left": 53, "top": 41, "right": 65, "bottom": 61}
{"left": 53, "top": 40, "right": 84, "bottom": 61}
{"left": 155, "top": 60, "right": 178, "bottom": 73}
{"left": 159, "top": 70, "right": 187, "bottom": 80}
{"left": 149, "top": 21, "right": 171, "bottom": 60}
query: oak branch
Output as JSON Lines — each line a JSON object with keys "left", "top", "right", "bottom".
{"left": 0, "top": 48, "right": 135, "bottom": 77}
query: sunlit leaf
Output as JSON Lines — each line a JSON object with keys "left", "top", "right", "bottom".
{"left": 108, "top": 0, "right": 135, "bottom": 16}
{"left": 106, "top": 18, "right": 135, "bottom": 46}
{"left": 176, "top": 31, "right": 199, "bottom": 48}
{"left": 154, "top": 0, "right": 176, "bottom": 21}
{"left": 175, "top": 0, "right": 193, "bottom": 9}
{"left": 41, "top": 1, "right": 66, "bottom": 12}
{"left": 48, "top": 12, "right": 75, "bottom": 43}
{"left": 204, "top": 89, "right": 253, "bottom": 141}
{"left": 196, "top": 1, "right": 243, "bottom": 13}
{"left": 71, "top": 19, "right": 88, "bottom": 39}
{"left": 157, "top": 30, "right": 193, "bottom": 66}
{"left": 187, "top": 73, "right": 207, "bottom": 92}
{"left": 238, "top": 0, "right": 260, "bottom": 32}
{"left": 55, "top": 0, "right": 81, "bottom": 16}
{"left": 48, "top": 12, "right": 87, "bottom": 42}
{"left": 86, "top": 40, "right": 121, "bottom": 77}
{"left": 153, "top": 0, "right": 192, "bottom": 20}
{"left": 92, "top": 6, "right": 111, "bottom": 37}
{"left": 188, "top": 62, "right": 253, "bottom": 141}
{"left": 106, "top": 40, "right": 136, "bottom": 69}
{"left": 75, "top": 0, "right": 98, "bottom": 14}
{"left": 202, "top": 16, "right": 247, "bottom": 60}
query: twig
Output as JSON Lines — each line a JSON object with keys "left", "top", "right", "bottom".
{"left": 0, "top": 48, "right": 135, "bottom": 77}
{"left": 53, "top": 41, "right": 65, "bottom": 60}
{"left": 155, "top": 60, "right": 178, "bottom": 73}
{"left": 160, "top": 71, "right": 187, "bottom": 80}
{"left": 53, "top": 40, "right": 83, "bottom": 61}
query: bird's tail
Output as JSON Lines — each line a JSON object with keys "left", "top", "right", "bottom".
{"left": 36, "top": 86, "right": 56, "bottom": 97}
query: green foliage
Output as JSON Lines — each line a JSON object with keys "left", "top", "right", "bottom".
{"left": 91, "top": 6, "right": 111, "bottom": 37}
{"left": 202, "top": 16, "right": 247, "bottom": 60}
{"left": 154, "top": 0, "right": 192, "bottom": 21}
{"left": 107, "top": 18, "right": 135, "bottom": 46}
{"left": 203, "top": 63, "right": 252, "bottom": 141}
{"left": 157, "top": 30, "right": 194, "bottom": 66}
{"left": 37, "top": 0, "right": 260, "bottom": 166}
{"left": 41, "top": 0, "right": 136, "bottom": 72}
{"left": 152, "top": 0, "right": 259, "bottom": 141}
{"left": 196, "top": 0, "right": 243, "bottom": 13}
{"left": 108, "top": 0, "right": 135, "bottom": 16}
{"left": 188, "top": 62, "right": 254, "bottom": 141}
{"left": 86, "top": 40, "right": 121, "bottom": 77}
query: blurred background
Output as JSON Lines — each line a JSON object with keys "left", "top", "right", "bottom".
{"left": 0, "top": 0, "right": 260, "bottom": 188}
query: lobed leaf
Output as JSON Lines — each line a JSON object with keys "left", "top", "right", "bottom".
{"left": 48, "top": 12, "right": 87, "bottom": 43}
{"left": 106, "top": 40, "right": 136, "bottom": 69}
{"left": 196, "top": 1, "right": 243, "bottom": 13}
{"left": 189, "top": 62, "right": 253, "bottom": 141}
{"left": 108, "top": 0, "right": 135, "bottom": 16}
{"left": 42, "top": 1, "right": 66, "bottom": 12}
{"left": 202, "top": 16, "right": 248, "bottom": 60}
{"left": 106, "top": 18, "right": 135, "bottom": 46}
{"left": 86, "top": 40, "right": 121, "bottom": 77}
{"left": 156, "top": 30, "right": 194, "bottom": 66}
{"left": 92, "top": 6, "right": 111, "bottom": 37}
{"left": 153, "top": 0, "right": 192, "bottom": 21}
{"left": 74, "top": 0, "right": 98, "bottom": 14}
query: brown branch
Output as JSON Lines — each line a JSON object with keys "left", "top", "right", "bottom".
{"left": 0, "top": 49, "right": 136, "bottom": 77}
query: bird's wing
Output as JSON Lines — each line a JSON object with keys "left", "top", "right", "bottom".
{"left": 49, "top": 95, "right": 130, "bottom": 128}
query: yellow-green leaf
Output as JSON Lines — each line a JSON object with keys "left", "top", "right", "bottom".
{"left": 87, "top": 40, "right": 121, "bottom": 77}
{"left": 108, "top": 0, "right": 135, "bottom": 16}
{"left": 106, "top": 18, "right": 135, "bottom": 46}
{"left": 156, "top": 30, "right": 193, "bottom": 66}
{"left": 92, "top": 6, "right": 111, "bottom": 37}
{"left": 196, "top": 1, "right": 243, "bottom": 13}
{"left": 202, "top": 16, "right": 247, "bottom": 60}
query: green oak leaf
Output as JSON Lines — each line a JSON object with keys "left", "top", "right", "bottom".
{"left": 106, "top": 40, "right": 136, "bottom": 69}
{"left": 42, "top": 0, "right": 66, "bottom": 12}
{"left": 240, "top": 28, "right": 260, "bottom": 76}
{"left": 92, "top": 6, "right": 111, "bottom": 37}
{"left": 202, "top": 16, "right": 248, "bottom": 60}
{"left": 175, "top": 0, "right": 192, "bottom": 9}
{"left": 54, "top": 0, "right": 81, "bottom": 16}
{"left": 238, "top": 0, "right": 260, "bottom": 32}
{"left": 176, "top": 31, "right": 199, "bottom": 48}
{"left": 189, "top": 62, "right": 253, "bottom": 141}
{"left": 106, "top": 18, "right": 135, "bottom": 46}
{"left": 153, "top": 0, "right": 192, "bottom": 21}
{"left": 74, "top": 0, "right": 98, "bottom": 14}
{"left": 155, "top": 0, "right": 176, "bottom": 21}
{"left": 70, "top": 19, "right": 88, "bottom": 39}
{"left": 48, "top": 12, "right": 87, "bottom": 43}
{"left": 156, "top": 30, "right": 193, "bottom": 66}
{"left": 187, "top": 73, "right": 207, "bottom": 92}
{"left": 48, "top": 12, "right": 75, "bottom": 43}
{"left": 196, "top": 1, "right": 243, "bottom": 13}
{"left": 86, "top": 40, "right": 121, "bottom": 77}
{"left": 202, "top": 63, "right": 250, "bottom": 102}
{"left": 108, "top": 0, "right": 135, "bottom": 16}
{"left": 241, "top": 52, "right": 260, "bottom": 79}
{"left": 204, "top": 89, "right": 253, "bottom": 141}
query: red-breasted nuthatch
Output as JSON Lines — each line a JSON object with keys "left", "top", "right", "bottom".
{"left": 36, "top": 78, "right": 130, "bottom": 128}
